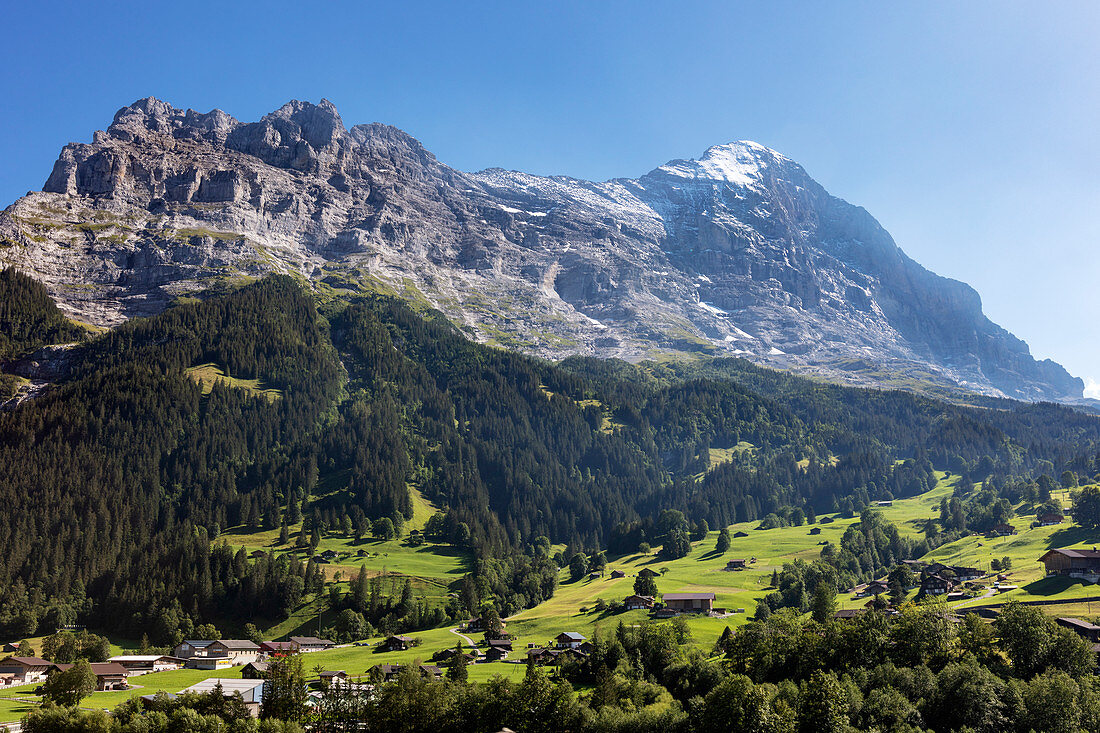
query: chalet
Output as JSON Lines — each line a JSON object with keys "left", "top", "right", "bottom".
{"left": 370, "top": 664, "right": 403, "bottom": 682}
{"left": 288, "top": 636, "right": 335, "bottom": 652}
{"left": 173, "top": 640, "right": 218, "bottom": 659}
{"left": 555, "top": 632, "right": 586, "bottom": 649}
{"left": 623, "top": 594, "right": 655, "bottom": 610}
{"left": 923, "top": 562, "right": 950, "bottom": 576}
{"left": 319, "top": 549, "right": 339, "bottom": 560}
{"left": 433, "top": 647, "right": 471, "bottom": 663}
{"left": 50, "top": 662, "right": 128, "bottom": 691}
{"left": 319, "top": 670, "right": 349, "bottom": 685}
{"left": 484, "top": 646, "right": 508, "bottom": 662}
{"left": 418, "top": 664, "right": 443, "bottom": 680}
{"left": 181, "top": 679, "right": 265, "bottom": 716}
{"left": 724, "top": 559, "right": 747, "bottom": 571}
{"left": 733, "top": 531, "right": 749, "bottom": 538}
{"left": 577, "top": 641, "right": 595, "bottom": 655}
{"left": 861, "top": 580, "right": 889, "bottom": 597}
{"left": 588, "top": 571, "right": 603, "bottom": 580}
{"left": 526, "top": 648, "right": 553, "bottom": 666}
{"left": 488, "top": 639, "right": 513, "bottom": 652}
{"left": 990, "top": 524, "right": 1017, "bottom": 537}
{"left": 636, "top": 568, "right": 659, "bottom": 580}
{"left": 1040, "top": 548, "right": 1100, "bottom": 579}
{"left": 259, "top": 641, "right": 297, "bottom": 656}
{"left": 920, "top": 573, "right": 955, "bottom": 596}
{"left": 610, "top": 569, "right": 626, "bottom": 579}
{"left": 380, "top": 635, "right": 415, "bottom": 652}
{"left": 0, "top": 657, "right": 53, "bottom": 685}
{"left": 834, "top": 609, "right": 865, "bottom": 620}
{"left": 1057, "top": 617, "right": 1100, "bottom": 642}
{"left": 241, "top": 661, "right": 270, "bottom": 679}
{"left": 664, "top": 592, "right": 716, "bottom": 613}
{"left": 1040, "top": 513, "right": 1066, "bottom": 527}
{"left": 809, "top": 527, "right": 822, "bottom": 535}
{"left": 207, "top": 640, "right": 261, "bottom": 664}
{"left": 108, "top": 655, "right": 185, "bottom": 675}
{"left": 952, "top": 567, "right": 982, "bottom": 582}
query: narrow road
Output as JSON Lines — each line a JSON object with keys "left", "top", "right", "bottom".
{"left": 450, "top": 627, "right": 477, "bottom": 647}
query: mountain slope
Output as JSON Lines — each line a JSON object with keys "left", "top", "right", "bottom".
{"left": 0, "top": 271, "right": 1098, "bottom": 637}
{"left": 0, "top": 97, "right": 1080, "bottom": 400}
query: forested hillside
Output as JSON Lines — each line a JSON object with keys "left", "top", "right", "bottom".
{"left": 0, "top": 267, "right": 86, "bottom": 360}
{"left": 0, "top": 271, "right": 1098, "bottom": 638}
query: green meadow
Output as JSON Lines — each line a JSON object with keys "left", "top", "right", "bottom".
{"left": 6, "top": 473, "right": 1100, "bottom": 724}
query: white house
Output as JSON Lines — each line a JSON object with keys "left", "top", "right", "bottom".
{"left": 555, "top": 632, "right": 586, "bottom": 649}
{"left": 181, "top": 678, "right": 266, "bottom": 716}
{"left": 108, "top": 655, "right": 185, "bottom": 675}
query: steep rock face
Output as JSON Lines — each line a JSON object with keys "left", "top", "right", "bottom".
{"left": 0, "top": 98, "right": 1082, "bottom": 401}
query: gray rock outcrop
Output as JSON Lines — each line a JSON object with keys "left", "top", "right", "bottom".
{"left": 0, "top": 97, "right": 1082, "bottom": 401}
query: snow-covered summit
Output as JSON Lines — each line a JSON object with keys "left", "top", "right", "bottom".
{"left": 650, "top": 141, "right": 790, "bottom": 187}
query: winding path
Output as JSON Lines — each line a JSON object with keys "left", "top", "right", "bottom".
{"left": 449, "top": 627, "right": 477, "bottom": 647}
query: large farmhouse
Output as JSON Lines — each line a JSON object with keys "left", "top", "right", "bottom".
{"left": 664, "top": 592, "right": 716, "bottom": 613}
{"left": 0, "top": 657, "right": 53, "bottom": 685}
{"left": 1040, "top": 548, "right": 1100, "bottom": 580}
{"left": 50, "top": 662, "right": 128, "bottom": 691}
{"left": 108, "top": 655, "right": 185, "bottom": 675}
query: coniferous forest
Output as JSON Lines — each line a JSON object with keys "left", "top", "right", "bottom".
{"left": 1, "top": 269, "right": 1099, "bottom": 644}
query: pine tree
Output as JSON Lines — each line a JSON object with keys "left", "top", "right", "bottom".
{"left": 445, "top": 644, "right": 469, "bottom": 683}
{"left": 716, "top": 527, "right": 731, "bottom": 553}
{"left": 261, "top": 653, "right": 308, "bottom": 721}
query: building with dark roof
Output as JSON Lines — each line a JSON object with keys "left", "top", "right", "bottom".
{"left": 288, "top": 636, "right": 335, "bottom": 652}
{"left": 0, "top": 657, "right": 53, "bottom": 685}
{"left": 1040, "top": 548, "right": 1100, "bottom": 578}
{"left": 1057, "top": 617, "right": 1100, "bottom": 642}
{"left": 663, "top": 592, "right": 716, "bottom": 613}
{"left": 50, "top": 662, "right": 129, "bottom": 690}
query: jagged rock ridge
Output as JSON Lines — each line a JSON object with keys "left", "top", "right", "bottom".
{"left": 0, "top": 97, "right": 1082, "bottom": 401}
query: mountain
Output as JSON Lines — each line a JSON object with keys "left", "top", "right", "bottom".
{"left": 0, "top": 97, "right": 1081, "bottom": 401}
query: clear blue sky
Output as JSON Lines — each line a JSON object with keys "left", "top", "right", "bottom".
{"left": 3, "top": 1, "right": 1098, "bottom": 395}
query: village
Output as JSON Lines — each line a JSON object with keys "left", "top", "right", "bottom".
{"left": 0, "top": 536, "right": 1099, "bottom": 721}
{"left": 0, "top": 476, "right": 1097, "bottom": 725}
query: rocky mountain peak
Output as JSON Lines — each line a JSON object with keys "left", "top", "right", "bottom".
{"left": 2, "top": 98, "right": 1085, "bottom": 402}
{"left": 649, "top": 140, "right": 793, "bottom": 187}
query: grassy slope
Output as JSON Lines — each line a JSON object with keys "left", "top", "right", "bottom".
{"left": 220, "top": 484, "right": 473, "bottom": 639}
{"left": 185, "top": 363, "right": 282, "bottom": 401}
